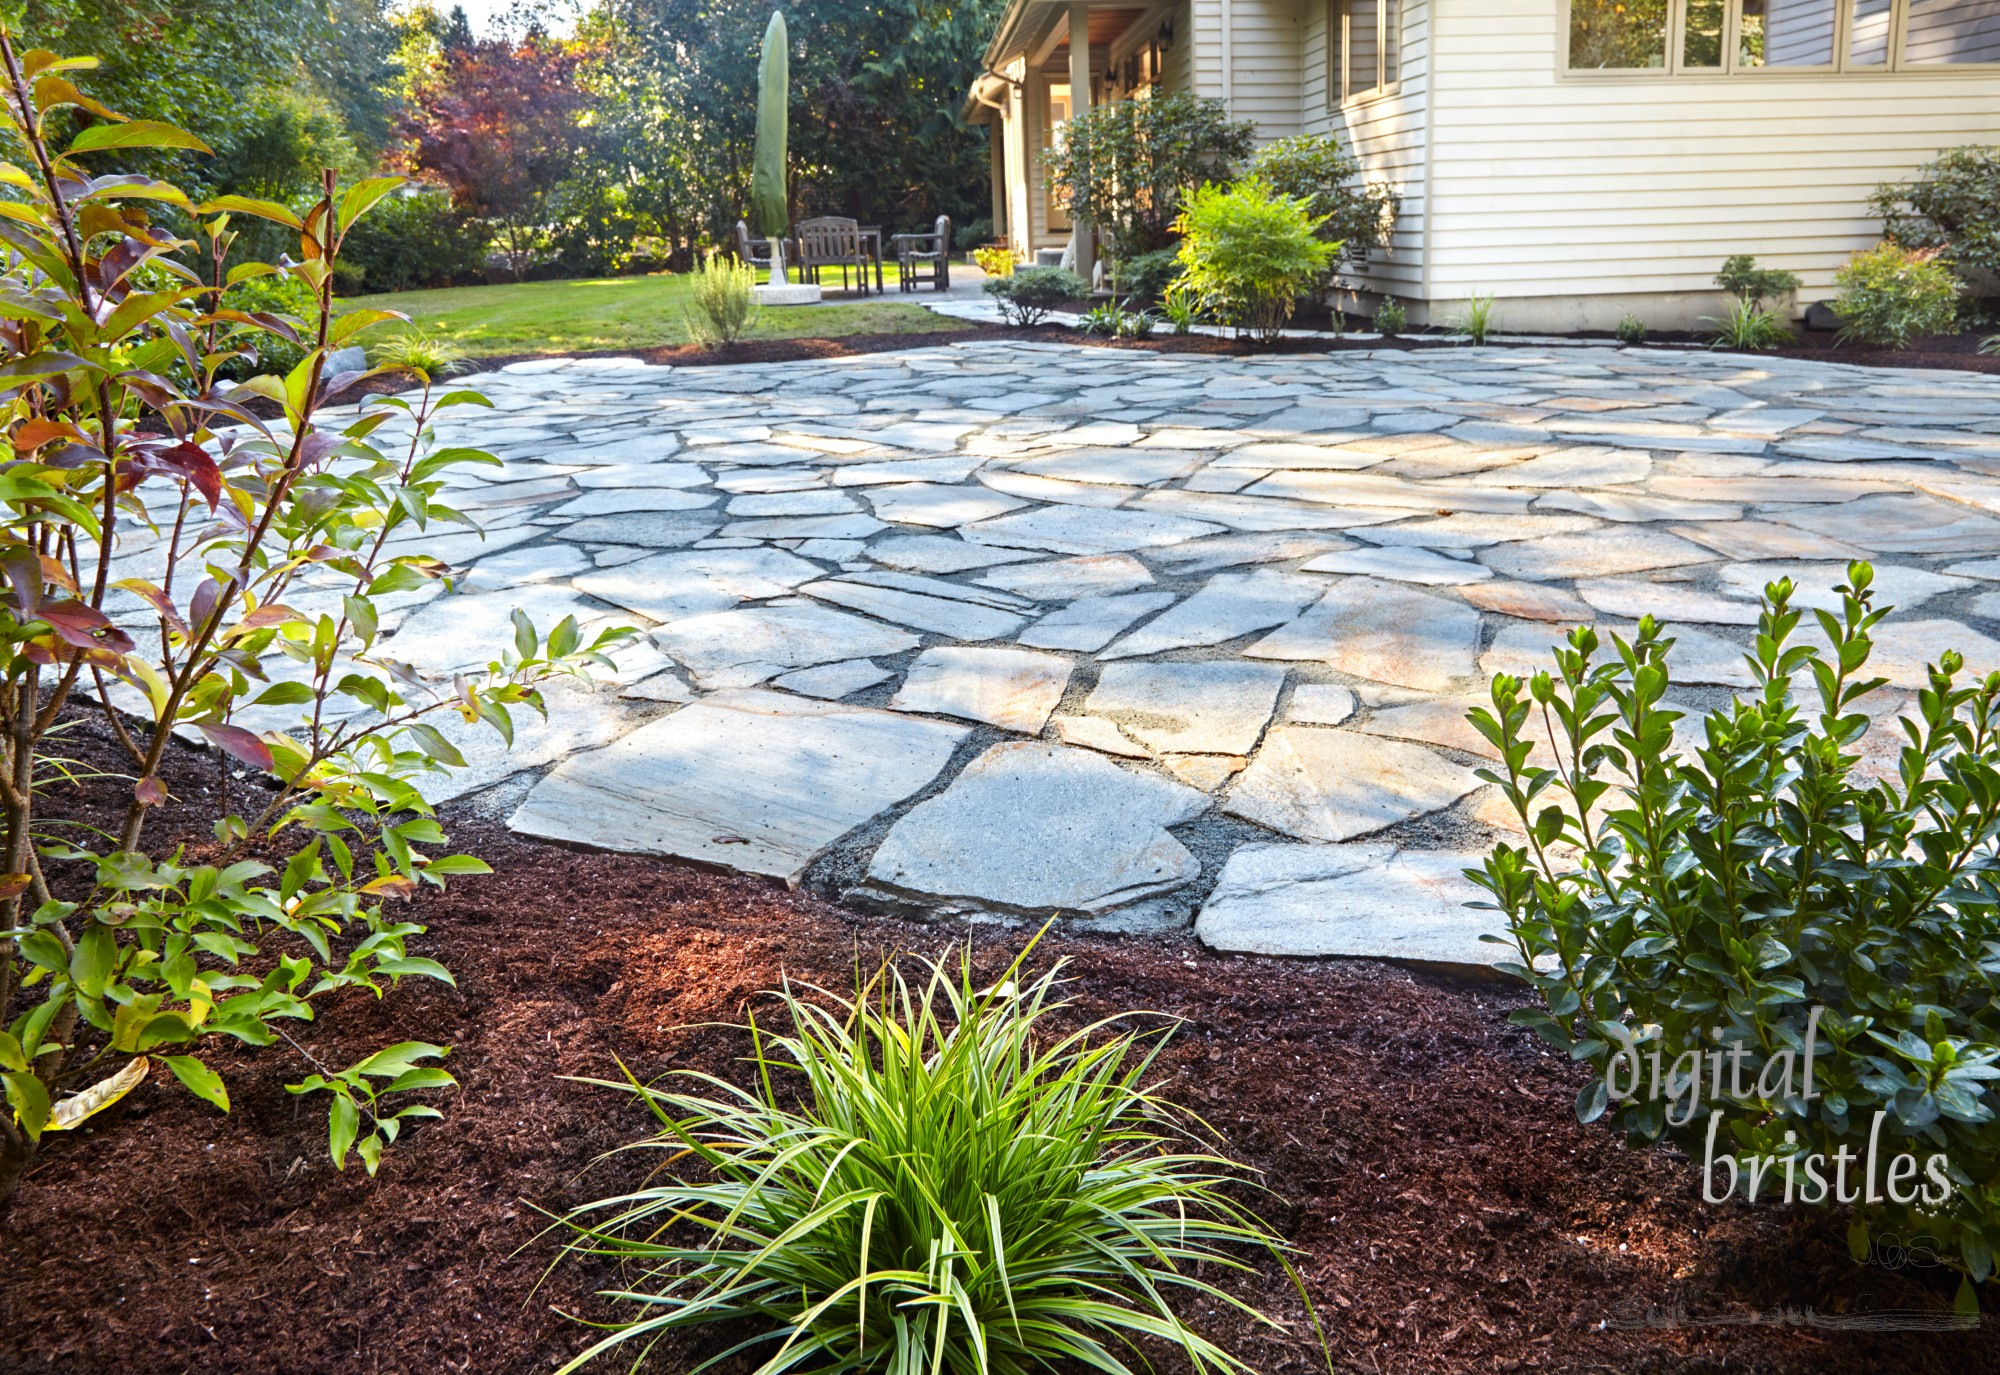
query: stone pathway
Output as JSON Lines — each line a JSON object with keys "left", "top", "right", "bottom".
{"left": 165, "top": 342, "right": 2000, "bottom": 963}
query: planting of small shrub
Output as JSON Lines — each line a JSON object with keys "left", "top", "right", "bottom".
{"left": 1716, "top": 253, "right": 1801, "bottom": 309}
{"left": 1872, "top": 145, "right": 2000, "bottom": 281}
{"left": 1706, "top": 297, "right": 1793, "bottom": 350}
{"left": 984, "top": 266, "right": 1086, "bottom": 326}
{"left": 555, "top": 942, "right": 1307, "bottom": 1374}
{"left": 970, "top": 244, "right": 1015, "bottom": 278}
{"left": 1616, "top": 311, "right": 1647, "bottom": 344}
{"left": 1472, "top": 565, "right": 2000, "bottom": 1302}
{"left": 1173, "top": 179, "right": 1336, "bottom": 344}
{"left": 1833, "top": 242, "right": 1961, "bottom": 349}
{"left": 1373, "top": 296, "right": 1406, "bottom": 336}
{"left": 1115, "top": 247, "right": 1183, "bottom": 302}
{"left": 1248, "top": 132, "right": 1400, "bottom": 303}
{"left": 1042, "top": 93, "right": 1255, "bottom": 257}
{"left": 1450, "top": 291, "right": 1496, "bottom": 345}
{"left": 684, "top": 252, "right": 759, "bottom": 348}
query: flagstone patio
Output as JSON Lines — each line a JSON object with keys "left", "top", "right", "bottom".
{"left": 222, "top": 342, "right": 2000, "bottom": 962}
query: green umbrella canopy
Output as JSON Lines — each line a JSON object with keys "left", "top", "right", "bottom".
{"left": 751, "top": 11, "right": 789, "bottom": 241}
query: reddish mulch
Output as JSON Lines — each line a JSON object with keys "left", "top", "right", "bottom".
{"left": 3, "top": 706, "right": 1996, "bottom": 1375}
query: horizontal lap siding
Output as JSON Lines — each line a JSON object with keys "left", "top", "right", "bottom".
{"left": 1304, "top": 0, "right": 1430, "bottom": 295}
{"left": 1230, "top": 0, "right": 1308, "bottom": 139}
{"left": 1427, "top": 0, "right": 2000, "bottom": 299}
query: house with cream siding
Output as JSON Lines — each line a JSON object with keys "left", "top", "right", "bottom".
{"left": 963, "top": 0, "right": 2000, "bottom": 330}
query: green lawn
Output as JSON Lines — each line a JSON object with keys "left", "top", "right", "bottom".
{"left": 339, "top": 272, "right": 968, "bottom": 358}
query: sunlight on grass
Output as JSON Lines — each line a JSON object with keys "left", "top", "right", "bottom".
{"left": 339, "top": 272, "right": 967, "bottom": 359}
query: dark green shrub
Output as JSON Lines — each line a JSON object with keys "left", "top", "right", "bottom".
{"left": 953, "top": 217, "right": 993, "bottom": 251}
{"left": 1115, "top": 247, "right": 1182, "bottom": 302}
{"left": 1872, "top": 146, "right": 2000, "bottom": 281}
{"left": 1043, "top": 93, "right": 1255, "bottom": 256}
{"left": 1472, "top": 565, "right": 2000, "bottom": 1301}
{"left": 1834, "top": 242, "right": 1961, "bottom": 349}
{"left": 338, "top": 188, "right": 493, "bottom": 293}
{"left": 984, "top": 266, "right": 1086, "bottom": 326}
{"left": 1248, "top": 132, "right": 1399, "bottom": 266}
{"left": 1174, "top": 179, "right": 1336, "bottom": 344}
{"left": 1615, "top": 311, "right": 1647, "bottom": 345}
{"left": 1716, "top": 254, "right": 1802, "bottom": 309}
{"left": 1373, "top": 296, "right": 1406, "bottom": 335}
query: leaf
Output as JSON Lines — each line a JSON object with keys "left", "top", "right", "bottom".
{"left": 4, "top": 1071, "right": 50, "bottom": 1138}
{"left": 328, "top": 1092, "right": 359, "bottom": 1169}
{"left": 199, "top": 195, "right": 302, "bottom": 229}
{"left": 68, "top": 120, "right": 212, "bottom": 156}
{"left": 374, "top": 957, "right": 456, "bottom": 986}
{"left": 196, "top": 724, "right": 275, "bottom": 772}
{"left": 336, "top": 177, "right": 406, "bottom": 235}
{"left": 69, "top": 921, "right": 114, "bottom": 998}
{"left": 43, "top": 1055, "right": 149, "bottom": 1132}
{"left": 160, "top": 1055, "right": 230, "bottom": 1113}
{"left": 406, "top": 722, "right": 466, "bottom": 768}
{"left": 134, "top": 775, "right": 167, "bottom": 807}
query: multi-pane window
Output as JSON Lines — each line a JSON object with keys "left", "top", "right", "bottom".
{"left": 1568, "top": 0, "right": 2000, "bottom": 70}
{"left": 1332, "top": 0, "right": 1400, "bottom": 103}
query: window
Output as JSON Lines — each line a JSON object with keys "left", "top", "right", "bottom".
{"left": 1332, "top": 0, "right": 1400, "bottom": 103}
{"left": 1567, "top": 0, "right": 2000, "bottom": 70}
{"left": 1043, "top": 83, "right": 1071, "bottom": 232}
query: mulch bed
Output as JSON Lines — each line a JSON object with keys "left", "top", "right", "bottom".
{"left": 2, "top": 704, "right": 1996, "bottom": 1374}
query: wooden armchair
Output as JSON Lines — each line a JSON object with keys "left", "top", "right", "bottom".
{"left": 794, "top": 216, "right": 872, "bottom": 294}
{"left": 733, "top": 219, "right": 778, "bottom": 273}
{"left": 893, "top": 215, "right": 952, "bottom": 293}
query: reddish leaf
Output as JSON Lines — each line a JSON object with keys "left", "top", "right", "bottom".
{"left": 110, "top": 577, "right": 187, "bottom": 633}
{"left": 134, "top": 776, "right": 167, "bottom": 806}
{"left": 148, "top": 439, "right": 221, "bottom": 509}
{"left": 38, "top": 599, "right": 136, "bottom": 654}
{"left": 195, "top": 724, "right": 274, "bottom": 772}
{"left": 11, "top": 417, "right": 83, "bottom": 454}
{"left": 0, "top": 872, "right": 29, "bottom": 900}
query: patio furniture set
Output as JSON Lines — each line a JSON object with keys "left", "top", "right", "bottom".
{"left": 734, "top": 215, "right": 951, "bottom": 294}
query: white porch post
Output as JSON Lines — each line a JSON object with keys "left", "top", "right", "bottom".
{"left": 1067, "top": 1, "right": 1094, "bottom": 286}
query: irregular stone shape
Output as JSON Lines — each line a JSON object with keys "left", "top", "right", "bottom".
{"left": 803, "top": 579, "right": 1024, "bottom": 640}
{"left": 1128, "top": 489, "right": 1390, "bottom": 532}
{"left": 1019, "top": 591, "right": 1178, "bottom": 652}
{"left": 724, "top": 514, "right": 889, "bottom": 541}
{"left": 862, "top": 740, "right": 1208, "bottom": 914}
{"left": 552, "top": 488, "right": 716, "bottom": 517}
{"left": 1480, "top": 528, "right": 1716, "bottom": 582}
{"left": 1085, "top": 661, "right": 1286, "bottom": 754}
{"left": 620, "top": 671, "right": 696, "bottom": 702}
{"left": 1714, "top": 561, "right": 1970, "bottom": 613}
{"left": 772, "top": 658, "right": 892, "bottom": 699}
{"left": 1302, "top": 546, "right": 1491, "bottom": 585}
{"left": 1246, "top": 470, "right": 1536, "bottom": 515}
{"left": 1536, "top": 490, "right": 1741, "bottom": 523}
{"left": 653, "top": 604, "right": 919, "bottom": 689}
{"left": 1651, "top": 475, "right": 1893, "bottom": 504}
{"left": 570, "top": 461, "right": 711, "bottom": 490}
{"left": 1054, "top": 714, "right": 1151, "bottom": 758}
{"left": 714, "top": 468, "right": 821, "bottom": 494}
{"left": 1010, "top": 447, "right": 1197, "bottom": 487}
{"left": 559, "top": 512, "right": 721, "bottom": 548}
{"left": 1770, "top": 493, "right": 2000, "bottom": 555}
{"left": 388, "top": 584, "right": 617, "bottom": 674}
{"left": 510, "top": 688, "right": 968, "bottom": 883}
{"left": 1946, "top": 559, "right": 2000, "bottom": 581}
{"left": 865, "top": 535, "right": 1042, "bottom": 573}
{"left": 976, "top": 554, "right": 1154, "bottom": 601}
{"left": 1149, "top": 532, "right": 1354, "bottom": 574}
{"left": 1101, "top": 570, "right": 1322, "bottom": 659}
{"left": 1354, "top": 512, "right": 1601, "bottom": 548}
{"left": 1671, "top": 520, "right": 1868, "bottom": 563}
{"left": 1247, "top": 578, "right": 1482, "bottom": 693}
{"left": 1289, "top": 683, "right": 1357, "bottom": 725}
{"left": 843, "top": 570, "right": 1034, "bottom": 612}
{"left": 1459, "top": 581, "right": 1594, "bottom": 623}
{"left": 866, "top": 483, "right": 1026, "bottom": 528}
{"left": 831, "top": 455, "right": 984, "bottom": 486}
{"left": 1161, "top": 754, "right": 1246, "bottom": 791}
{"left": 1194, "top": 842, "right": 1502, "bottom": 965}
{"left": 1463, "top": 447, "right": 1651, "bottom": 487}
{"left": 725, "top": 491, "right": 861, "bottom": 517}
{"left": 890, "top": 646, "right": 1073, "bottom": 732}
{"left": 1482, "top": 620, "right": 1756, "bottom": 687}
{"left": 1223, "top": 728, "right": 1478, "bottom": 842}
{"left": 1575, "top": 578, "right": 1762, "bottom": 626}
{"left": 1350, "top": 698, "right": 1518, "bottom": 761}
{"left": 962, "top": 505, "right": 1223, "bottom": 555}
{"left": 454, "top": 543, "right": 591, "bottom": 593}
{"left": 979, "top": 470, "right": 1132, "bottom": 508}
{"left": 574, "top": 548, "right": 822, "bottom": 624}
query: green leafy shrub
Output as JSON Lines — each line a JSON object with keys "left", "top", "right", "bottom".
{"left": 337, "top": 187, "right": 492, "bottom": 294}
{"left": 953, "top": 217, "right": 993, "bottom": 251}
{"left": 1616, "top": 312, "right": 1647, "bottom": 345}
{"left": 1470, "top": 564, "right": 2000, "bottom": 1300}
{"left": 970, "top": 244, "right": 1015, "bottom": 278}
{"left": 983, "top": 266, "right": 1086, "bottom": 327}
{"left": 1043, "top": 93, "right": 1255, "bottom": 257}
{"left": 1116, "top": 247, "right": 1182, "bottom": 302}
{"left": 1833, "top": 242, "right": 1961, "bottom": 349}
{"left": 1173, "top": 179, "right": 1337, "bottom": 344}
{"left": 1248, "top": 132, "right": 1399, "bottom": 302}
{"left": 684, "top": 252, "right": 759, "bottom": 348}
{"left": 1716, "top": 254, "right": 1802, "bottom": 309}
{"left": 1871, "top": 146, "right": 2000, "bottom": 281}
{"left": 1373, "top": 296, "right": 1406, "bottom": 335}
{"left": 1449, "top": 291, "right": 1496, "bottom": 345}
{"left": 554, "top": 941, "right": 1308, "bottom": 1374}
{"left": 0, "top": 37, "right": 627, "bottom": 1203}
{"left": 1705, "top": 297, "right": 1794, "bottom": 350}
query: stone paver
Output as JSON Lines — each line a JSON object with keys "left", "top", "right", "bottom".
{"left": 196, "top": 341, "right": 2000, "bottom": 963}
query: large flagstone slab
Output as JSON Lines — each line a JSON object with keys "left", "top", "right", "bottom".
{"left": 1100, "top": 570, "right": 1322, "bottom": 659}
{"left": 1714, "top": 561, "right": 1971, "bottom": 612}
{"left": 975, "top": 553, "right": 1154, "bottom": 601}
{"left": 509, "top": 689, "right": 969, "bottom": 883}
{"left": 1084, "top": 661, "right": 1287, "bottom": 755}
{"left": 1246, "top": 578, "right": 1481, "bottom": 692}
{"left": 961, "top": 504, "right": 1224, "bottom": 555}
{"left": 803, "top": 579, "right": 1025, "bottom": 640}
{"left": 1194, "top": 842, "right": 1502, "bottom": 965}
{"left": 889, "top": 646, "right": 1072, "bottom": 732}
{"left": 1770, "top": 493, "right": 2000, "bottom": 556}
{"left": 1223, "top": 728, "right": 1478, "bottom": 842}
{"left": 1480, "top": 528, "right": 1717, "bottom": 581}
{"left": 1018, "top": 591, "right": 1177, "bottom": 652}
{"left": 865, "top": 483, "right": 1026, "bottom": 528}
{"left": 653, "top": 604, "right": 920, "bottom": 689}
{"left": 1301, "top": 546, "right": 1491, "bottom": 585}
{"left": 574, "top": 548, "right": 822, "bottom": 624}
{"left": 1482, "top": 620, "right": 1757, "bottom": 687}
{"left": 862, "top": 741, "right": 1208, "bottom": 915}
{"left": 865, "top": 535, "right": 1042, "bottom": 573}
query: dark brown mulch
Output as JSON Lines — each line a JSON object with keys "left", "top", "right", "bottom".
{"left": 2, "top": 703, "right": 1996, "bottom": 1375}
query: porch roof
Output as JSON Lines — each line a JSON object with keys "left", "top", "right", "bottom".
{"left": 963, "top": 0, "right": 1156, "bottom": 123}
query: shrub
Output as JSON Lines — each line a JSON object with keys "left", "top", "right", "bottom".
{"left": 684, "top": 253, "right": 759, "bottom": 348}
{"left": 0, "top": 40, "right": 627, "bottom": 1203}
{"left": 970, "top": 244, "right": 1015, "bottom": 278}
{"left": 1716, "top": 254, "right": 1802, "bottom": 309}
{"left": 1160, "top": 278, "right": 1209, "bottom": 335}
{"left": 983, "top": 266, "right": 1086, "bottom": 326}
{"left": 1705, "top": 297, "right": 1794, "bottom": 350}
{"left": 1248, "top": 132, "right": 1399, "bottom": 302}
{"left": 370, "top": 329, "right": 471, "bottom": 379}
{"left": 1449, "top": 291, "right": 1497, "bottom": 345}
{"left": 1616, "top": 312, "right": 1647, "bottom": 345}
{"left": 554, "top": 941, "right": 1306, "bottom": 1374}
{"left": 1470, "top": 565, "right": 2000, "bottom": 1301}
{"left": 1984, "top": 333, "right": 2000, "bottom": 356}
{"left": 1833, "top": 242, "right": 1961, "bottom": 349}
{"left": 1043, "top": 93, "right": 1255, "bottom": 257}
{"left": 1871, "top": 146, "right": 2000, "bottom": 281}
{"left": 1116, "top": 247, "right": 1182, "bottom": 302}
{"left": 337, "top": 187, "right": 493, "bottom": 293}
{"left": 1373, "top": 296, "right": 1407, "bottom": 336}
{"left": 1173, "top": 179, "right": 1336, "bottom": 344}
{"left": 953, "top": 217, "right": 993, "bottom": 251}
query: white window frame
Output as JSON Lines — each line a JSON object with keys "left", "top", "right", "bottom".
{"left": 1329, "top": 0, "right": 1402, "bottom": 107}
{"left": 1560, "top": 0, "right": 2000, "bottom": 75}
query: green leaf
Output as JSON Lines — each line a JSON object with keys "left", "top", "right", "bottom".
{"left": 68, "top": 120, "right": 212, "bottom": 156}
{"left": 406, "top": 722, "right": 466, "bottom": 768}
{"left": 69, "top": 922, "right": 114, "bottom": 998}
{"left": 328, "top": 1092, "right": 359, "bottom": 1169}
{"left": 202, "top": 195, "right": 303, "bottom": 229}
{"left": 374, "top": 957, "right": 456, "bottom": 986}
{"left": 4, "top": 1070, "right": 50, "bottom": 1138}
{"left": 161, "top": 1055, "right": 230, "bottom": 1113}
{"left": 383, "top": 1067, "right": 456, "bottom": 1094}
{"left": 336, "top": 176, "right": 406, "bottom": 234}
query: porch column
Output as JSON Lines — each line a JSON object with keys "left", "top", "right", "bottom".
{"left": 989, "top": 113, "right": 1005, "bottom": 244}
{"left": 1067, "top": 0, "right": 1094, "bottom": 286}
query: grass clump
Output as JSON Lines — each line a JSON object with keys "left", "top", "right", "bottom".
{"left": 369, "top": 327, "right": 469, "bottom": 378}
{"left": 551, "top": 937, "right": 1310, "bottom": 1375}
